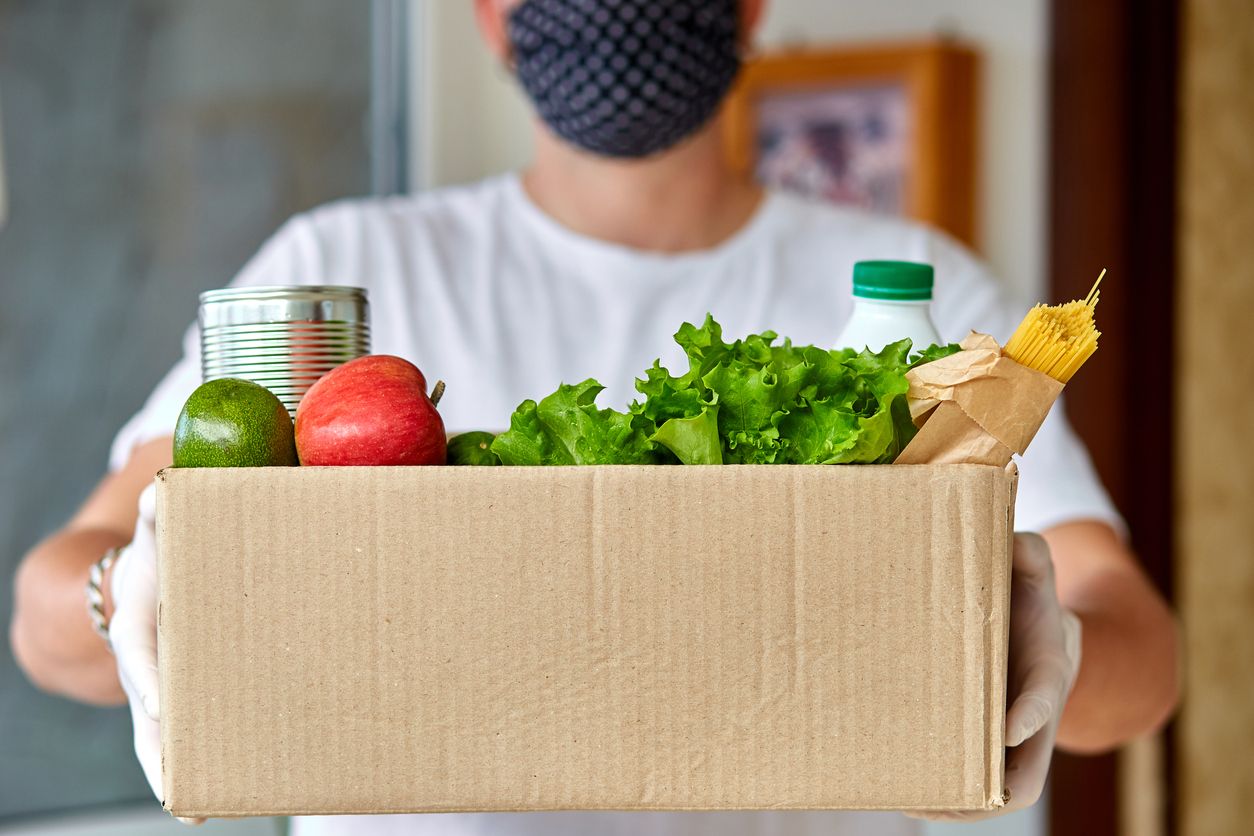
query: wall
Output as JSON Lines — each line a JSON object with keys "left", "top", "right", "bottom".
{"left": 408, "top": 0, "right": 1048, "bottom": 303}
{"left": 409, "top": 0, "right": 535, "bottom": 191}
{"left": 0, "top": 809, "right": 279, "bottom": 836}
{"left": 0, "top": 0, "right": 369, "bottom": 822}
{"left": 1176, "top": 0, "right": 1254, "bottom": 833}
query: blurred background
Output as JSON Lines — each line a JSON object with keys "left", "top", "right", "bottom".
{"left": 0, "top": 1, "right": 1250, "bottom": 835}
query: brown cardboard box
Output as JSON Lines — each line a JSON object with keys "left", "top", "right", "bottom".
{"left": 156, "top": 463, "right": 1016, "bottom": 817}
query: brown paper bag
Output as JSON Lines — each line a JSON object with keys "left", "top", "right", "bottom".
{"left": 895, "top": 332, "right": 1064, "bottom": 467}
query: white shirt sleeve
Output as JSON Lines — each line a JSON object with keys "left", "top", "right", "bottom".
{"left": 922, "top": 231, "right": 1127, "bottom": 538}
{"left": 107, "top": 215, "right": 323, "bottom": 471}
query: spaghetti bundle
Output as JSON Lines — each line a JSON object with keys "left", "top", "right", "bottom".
{"left": 1004, "top": 270, "right": 1104, "bottom": 383}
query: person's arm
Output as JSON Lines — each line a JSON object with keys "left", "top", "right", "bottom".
{"left": 9, "top": 436, "right": 173, "bottom": 705}
{"left": 1044, "top": 519, "right": 1180, "bottom": 752}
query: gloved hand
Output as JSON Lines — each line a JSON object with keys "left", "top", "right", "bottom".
{"left": 108, "top": 482, "right": 204, "bottom": 825}
{"left": 911, "top": 532, "right": 1083, "bottom": 821}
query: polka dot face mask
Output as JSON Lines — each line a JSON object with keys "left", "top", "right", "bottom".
{"left": 507, "top": 0, "right": 742, "bottom": 159}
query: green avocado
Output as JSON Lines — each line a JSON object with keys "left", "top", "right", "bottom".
{"left": 446, "top": 431, "right": 501, "bottom": 466}
{"left": 173, "top": 378, "right": 298, "bottom": 468}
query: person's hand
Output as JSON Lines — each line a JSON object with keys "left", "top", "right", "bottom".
{"left": 108, "top": 482, "right": 204, "bottom": 825}
{"left": 911, "top": 532, "right": 1083, "bottom": 821}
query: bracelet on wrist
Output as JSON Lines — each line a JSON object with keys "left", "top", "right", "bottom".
{"left": 85, "top": 547, "right": 121, "bottom": 651}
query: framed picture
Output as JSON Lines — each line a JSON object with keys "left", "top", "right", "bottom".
{"left": 723, "top": 40, "right": 980, "bottom": 247}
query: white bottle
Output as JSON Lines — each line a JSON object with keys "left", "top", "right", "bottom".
{"left": 835, "top": 260, "right": 943, "bottom": 353}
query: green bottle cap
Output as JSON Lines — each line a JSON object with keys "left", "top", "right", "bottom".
{"left": 852, "top": 261, "right": 935, "bottom": 301}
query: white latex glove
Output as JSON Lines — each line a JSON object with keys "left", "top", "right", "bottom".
{"left": 109, "top": 482, "right": 204, "bottom": 825}
{"left": 911, "top": 532, "right": 1083, "bottom": 821}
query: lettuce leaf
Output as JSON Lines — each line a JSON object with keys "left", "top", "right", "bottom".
{"left": 490, "top": 379, "right": 657, "bottom": 465}
{"left": 650, "top": 404, "right": 722, "bottom": 465}
{"left": 910, "top": 341, "right": 962, "bottom": 367}
{"left": 492, "top": 316, "right": 959, "bottom": 466}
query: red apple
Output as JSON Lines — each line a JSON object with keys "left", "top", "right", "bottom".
{"left": 295, "top": 355, "right": 447, "bottom": 466}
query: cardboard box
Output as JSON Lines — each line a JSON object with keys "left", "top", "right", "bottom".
{"left": 156, "top": 464, "right": 1016, "bottom": 817}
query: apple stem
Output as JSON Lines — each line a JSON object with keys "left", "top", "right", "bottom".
{"left": 430, "top": 380, "right": 446, "bottom": 407}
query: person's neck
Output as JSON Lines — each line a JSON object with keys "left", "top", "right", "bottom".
{"left": 520, "top": 118, "right": 765, "bottom": 254}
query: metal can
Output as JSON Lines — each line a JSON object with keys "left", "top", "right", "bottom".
{"left": 198, "top": 285, "right": 370, "bottom": 417}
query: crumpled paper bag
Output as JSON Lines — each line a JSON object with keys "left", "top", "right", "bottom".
{"left": 895, "top": 332, "right": 1064, "bottom": 467}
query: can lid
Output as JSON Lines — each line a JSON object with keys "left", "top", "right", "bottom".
{"left": 852, "top": 261, "right": 934, "bottom": 301}
{"left": 198, "top": 285, "right": 367, "bottom": 305}
{"left": 198, "top": 285, "right": 370, "bottom": 329}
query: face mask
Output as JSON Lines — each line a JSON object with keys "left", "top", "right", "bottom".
{"left": 507, "top": 0, "right": 742, "bottom": 159}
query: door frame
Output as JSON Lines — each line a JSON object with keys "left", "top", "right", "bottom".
{"left": 1046, "top": 1, "right": 1180, "bottom": 834}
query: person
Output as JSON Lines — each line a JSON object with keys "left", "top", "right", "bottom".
{"left": 10, "top": 1, "right": 1179, "bottom": 834}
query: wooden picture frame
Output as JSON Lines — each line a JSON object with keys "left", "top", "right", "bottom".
{"left": 723, "top": 40, "right": 980, "bottom": 248}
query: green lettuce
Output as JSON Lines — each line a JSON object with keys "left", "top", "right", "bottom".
{"left": 490, "top": 316, "right": 960, "bottom": 466}
{"left": 489, "top": 380, "right": 659, "bottom": 466}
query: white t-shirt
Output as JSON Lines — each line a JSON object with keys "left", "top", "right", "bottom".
{"left": 111, "top": 173, "right": 1119, "bottom": 836}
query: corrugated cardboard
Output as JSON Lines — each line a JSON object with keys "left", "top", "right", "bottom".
{"left": 156, "top": 464, "right": 1016, "bottom": 817}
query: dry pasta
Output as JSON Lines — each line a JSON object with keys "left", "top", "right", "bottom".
{"left": 1004, "top": 270, "right": 1103, "bottom": 383}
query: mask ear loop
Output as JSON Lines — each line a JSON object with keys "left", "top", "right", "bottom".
{"left": 495, "top": 39, "right": 518, "bottom": 83}
{"left": 500, "top": 3, "right": 520, "bottom": 76}
{"left": 735, "top": 6, "right": 759, "bottom": 64}
{"left": 737, "top": 36, "right": 759, "bottom": 64}
{"left": 504, "top": 37, "right": 518, "bottom": 73}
